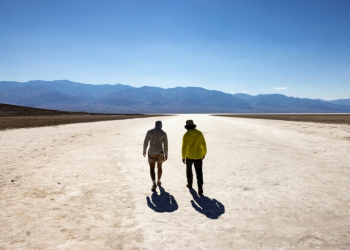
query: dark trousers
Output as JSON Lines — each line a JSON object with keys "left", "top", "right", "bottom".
{"left": 186, "top": 158, "right": 203, "bottom": 188}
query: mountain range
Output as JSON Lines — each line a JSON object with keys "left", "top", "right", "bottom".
{"left": 1, "top": 80, "right": 349, "bottom": 113}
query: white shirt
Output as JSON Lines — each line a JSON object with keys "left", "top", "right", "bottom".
{"left": 143, "top": 128, "right": 168, "bottom": 156}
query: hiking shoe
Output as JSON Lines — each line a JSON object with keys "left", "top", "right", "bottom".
{"left": 186, "top": 183, "right": 192, "bottom": 189}
{"left": 157, "top": 180, "right": 162, "bottom": 186}
{"left": 198, "top": 187, "right": 203, "bottom": 196}
{"left": 151, "top": 184, "right": 157, "bottom": 191}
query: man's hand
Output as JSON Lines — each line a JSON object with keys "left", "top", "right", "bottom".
{"left": 164, "top": 155, "right": 168, "bottom": 161}
{"left": 143, "top": 152, "right": 146, "bottom": 157}
{"left": 182, "top": 159, "right": 186, "bottom": 164}
{"left": 203, "top": 155, "right": 205, "bottom": 159}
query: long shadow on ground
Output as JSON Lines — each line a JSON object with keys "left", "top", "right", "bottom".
{"left": 189, "top": 189, "right": 225, "bottom": 219}
{"left": 146, "top": 186, "right": 178, "bottom": 213}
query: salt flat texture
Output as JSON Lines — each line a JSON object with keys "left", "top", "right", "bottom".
{"left": 1, "top": 114, "right": 350, "bottom": 250}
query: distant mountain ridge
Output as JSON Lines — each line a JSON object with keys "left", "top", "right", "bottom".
{"left": 0, "top": 80, "right": 349, "bottom": 113}
{"left": 0, "top": 80, "right": 134, "bottom": 97}
{"left": 329, "top": 99, "right": 350, "bottom": 106}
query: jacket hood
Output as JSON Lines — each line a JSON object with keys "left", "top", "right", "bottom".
{"left": 188, "top": 129, "right": 198, "bottom": 135}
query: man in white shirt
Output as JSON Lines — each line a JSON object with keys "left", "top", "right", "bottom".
{"left": 143, "top": 121, "right": 168, "bottom": 191}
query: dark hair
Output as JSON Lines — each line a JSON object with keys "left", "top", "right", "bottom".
{"left": 185, "top": 125, "right": 197, "bottom": 130}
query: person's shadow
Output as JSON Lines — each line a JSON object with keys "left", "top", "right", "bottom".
{"left": 189, "top": 189, "right": 225, "bottom": 219}
{"left": 146, "top": 186, "right": 178, "bottom": 213}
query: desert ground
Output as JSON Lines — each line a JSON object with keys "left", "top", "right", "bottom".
{"left": 216, "top": 114, "right": 350, "bottom": 125}
{"left": 1, "top": 114, "right": 350, "bottom": 250}
{"left": 0, "top": 103, "right": 161, "bottom": 130}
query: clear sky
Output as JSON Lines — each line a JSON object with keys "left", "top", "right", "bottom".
{"left": 1, "top": 0, "right": 349, "bottom": 99}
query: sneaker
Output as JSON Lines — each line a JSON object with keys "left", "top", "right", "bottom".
{"left": 151, "top": 184, "right": 157, "bottom": 191}
{"left": 198, "top": 187, "right": 203, "bottom": 196}
{"left": 186, "top": 183, "right": 192, "bottom": 189}
{"left": 157, "top": 180, "right": 162, "bottom": 186}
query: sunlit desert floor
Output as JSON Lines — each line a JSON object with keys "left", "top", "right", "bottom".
{"left": 1, "top": 114, "right": 350, "bottom": 250}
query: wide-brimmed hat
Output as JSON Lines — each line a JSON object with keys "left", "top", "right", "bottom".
{"left": 185, "top": 120, "right": 196, "bottom": 126}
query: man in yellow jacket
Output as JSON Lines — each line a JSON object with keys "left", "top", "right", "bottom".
{"left": 182, "top": 120, "right": 207, "bottom": 195}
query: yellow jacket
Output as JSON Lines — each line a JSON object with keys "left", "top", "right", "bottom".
{"left": 182, "top": 129, "right": 207, "bottom": 160}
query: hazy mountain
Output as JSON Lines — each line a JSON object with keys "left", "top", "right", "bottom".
{"left": 0, "top": 85, "right": 51, "bottom": 103}
{"left": 328, "top": 99, "right": 350, "bottom": 106}
{"left": 0, "top": 80, "right": 133, "bottom": 97}
{"left": 1, "top": 80, "right": 350, "bottom": 113}
{"left": 17, "top": 92, "right": 82, "bottom": 107}
{"left": 100, "top": 86, "right": 252, "bottom": 109}
{"left": 232, "top": 94, "right": 347, "bottom": 112}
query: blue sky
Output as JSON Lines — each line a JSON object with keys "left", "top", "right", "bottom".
{"left": 0, "top": 0, "right": 349, "bottom": 99}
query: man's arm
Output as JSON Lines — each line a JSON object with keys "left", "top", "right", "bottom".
{"left": 202, "top": 133, "right": 207, "bottom": 159}
{"left": 143, "top": 131, "right": 150, "bottom": 156}
{"left": 182, "top": 133, "right": 188, "bottom": 164}
{"left": 163, "top": 133, "right": 168, "bottom": 161}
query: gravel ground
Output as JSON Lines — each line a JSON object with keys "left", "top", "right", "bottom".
{"left": 215, "top": 114, "right": 350, "bottom": 125}
{"left": 0, "top": 115, "right": 164, "bottom": 130}
{"left": 0, "top": 103, "right": 164, "bottom": 130}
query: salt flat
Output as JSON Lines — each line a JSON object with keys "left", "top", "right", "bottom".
{"left": 1, "top": 114, "right": 350, "bottom": 250}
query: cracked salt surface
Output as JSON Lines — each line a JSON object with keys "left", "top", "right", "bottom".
{"left": 1, "top": 114, "right": 350, "bottom": 249}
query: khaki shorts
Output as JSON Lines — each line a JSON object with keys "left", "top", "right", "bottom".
{"left": 148, "top": 153, "right": 165, "bottom": 164}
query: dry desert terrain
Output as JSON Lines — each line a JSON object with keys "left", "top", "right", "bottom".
{"left": 0, "top": 103, "right": 162, "bottom": 130}
{"left": 1, "top": 114, "right": 350, "bottom": 249}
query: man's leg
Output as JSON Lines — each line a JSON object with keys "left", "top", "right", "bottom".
{"left": 194, "top": 159, "right": 203, "bottom": 195}
{"left": 186, "top": 158, "right": 194, "bottom": 188}
{"left": 149, "top": 162, "right": 156, "bottom": 180}
{"left": 157, "top": 162, "right": 162, "bottom": 186}
{"left": 149, "top": 162, "right": 157, "bottom": 191}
